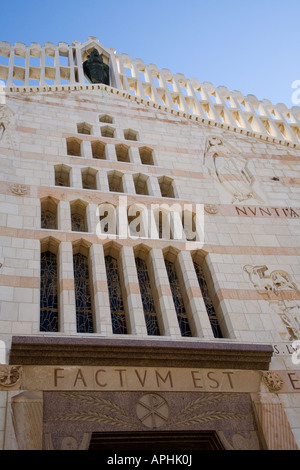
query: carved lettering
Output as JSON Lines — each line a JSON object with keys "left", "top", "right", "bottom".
{"left": 73, "top": 369, "right": 87, "bottom": 388}
{"left": 155, "top": 370, "right": 173, "bottom": 388}
{"left": 135, "top": 369, "right": 148, "bottom": 387}
{"left": 287, "top": 373, "right": 300, "bottom": 390}
{"left": 207, "top": 371, "right": 219, "bottom": 389}
{"left": 236, "top": 205, "right": 300, "bottom": 218}
{"left": 115, "top": 369, "right": 126, "bottom": 387}
{"left": 95, "top": 369, "right": 107, "bottom": 387}
{"left": 223, "top": 371, "right": 234, "bottom": 389}
{"left": 191, "top": 370, "right": 204, "bottom": 388}
{"left": 54, "top": 368, "right": 65, "bottom": 387}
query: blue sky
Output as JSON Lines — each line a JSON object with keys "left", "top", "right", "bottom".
{"left": 1, "top": 0, "right": 300, "bottom": 108}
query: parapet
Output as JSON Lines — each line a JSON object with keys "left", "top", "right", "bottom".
{"left": 1, "top": 36, "right": 300, "bottom": 148}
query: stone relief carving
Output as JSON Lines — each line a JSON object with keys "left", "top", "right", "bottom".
{"left": 0, "top": 105, "right": 16, "bottom": 149}
{"left": 219, "top": 431, "right": 261, "bottom": 450}
{"left": 44, "top": 433, "right": 91, "bottom": 450}
{"left": 262, "top": 371, "right": 284, "bottom": 392}
{"left": 0, "top": 122, "right": 5, "bottom": 141}
{"left": 0, "top": 365, "right": 21, "bottom": 389}
{"left": 10, "top": 183, "right": 29, "bottom": 196}
{"left": 204, "top": 204, "right": 218, "bottom": 214}
{"left": 136, "top": 393, "right": 169, "bottom": 429}
{"left": 203, "top": 136, "right": 264, "bottom": 204}
{"left": 52, "top": 391, "right": 248, "bottom": 430}
{"left": 244, "top": 264, "right": 300, "bottom": 340}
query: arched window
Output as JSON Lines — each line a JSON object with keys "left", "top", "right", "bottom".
{"left": 55, "top": 164, "right": 71, "bottom": 187}
{"left": 135, "top": 257, "right": 160, "bottom": 336}
{"left": 41, "top": 197, "right": 58, "bottom": 230}
{"left": 193, "top": 262, "right": 223, "bottom": 338}
{"left": 73, "top": 252, "right": 94, "bottom": 333}
{"left": 105, "top": 255, "right": 127, "bottom": 334}
{"left": 158, "top": 176, "right": 175, "bottom": 198}
{"left": 165, "top": 259, "right": 191, "bottom": 337}
{"left": 133, "top": 173, "right": 149, "bottom": 195}
{"left": 139, "top": 146, "right": 154, "bottom": 165}
{"left": 66, "top": 137, "right": 82, "bottom": 156}
{"left": 71, "top": 201, "right": 87, "bottom": 232}
{"left": 40, "top": 250, "right": 59, "bottom": 332}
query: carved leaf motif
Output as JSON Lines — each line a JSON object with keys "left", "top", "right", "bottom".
{"left": 59, "top": 391, "right": 132, "bottom": 419}
{"left": 171, "top": 393, "right": 247, "bottom": 428}
{"left": 52, "top": 411, "right": 136, "bottom": 428}
{"left": 172, "top": 410, "right": 247, "bottom": 428}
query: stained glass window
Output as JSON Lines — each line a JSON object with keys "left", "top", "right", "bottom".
{"left": 105, "top": 255, "right": 127, "bottom": 334}
{"left": 41, "top": 210, "right": 57, "bottom": 230}
{"left": 71, "top": 213, "right": 86, "bottom": 232}
{"left": 135, "top": 257, "right": 160, "bottom": 336}
{"left": 194, "top": 262, "right": 223, "bottom": 338}
{"left": 40, "top": 251, "right": 59, "bottom": 332}
{"left": 73, "top": 253, "right": 94, "bottom": 333}
{"left": 165, "top": 259, "right": 192, "bottom": 337}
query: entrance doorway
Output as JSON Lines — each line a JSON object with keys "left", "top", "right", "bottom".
{"left": 88, "top": 431, "right": 225, "bottom": 451}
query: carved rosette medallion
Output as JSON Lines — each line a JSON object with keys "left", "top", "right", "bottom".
{"left": 10, "top": 184, "right": 29, "bottom": 196}
{"left": 262, "top": 371, "right": 284, "bottom": 392}
{"left": 0, "top": 365, "right": 22, "bottom": 389}
{"left": 204, "top": 204, "right": 218, "bottom": 215}
{"left": 136, "top": 393, "right": 170, "bottom": 429}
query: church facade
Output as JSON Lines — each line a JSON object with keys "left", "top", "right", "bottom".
{"left": 0, "top": 36, "right": 300, "bottom": 450}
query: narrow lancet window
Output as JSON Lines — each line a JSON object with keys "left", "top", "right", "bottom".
{"left": 40, "top": 251, "right": 59, "bottom": 332}
{"left": 105, "top": 255, "right": 127, "bottom": 334}
{"left": 193, "top": 262, "right": 223, "bottom": 338}
{"left": 73, "top": 252, "right": 94, "bottom": 333}
{"left": 135, "top": 257, "right": 160, "bottom": 336}
{"left": 165, "top": 259, "right": 192, "bottom": 337}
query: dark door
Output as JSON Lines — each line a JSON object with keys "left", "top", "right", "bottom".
{"left": 89, "top": 431, "right": 225, "bottom": 451}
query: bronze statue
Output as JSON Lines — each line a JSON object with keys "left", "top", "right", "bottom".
{"left": 83, "top": 49, "right": 109, "bottom": 85}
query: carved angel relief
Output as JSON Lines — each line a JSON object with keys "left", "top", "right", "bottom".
{"left": 244, "top": 265, "right": 300, "bottom": 340}
{"left": 203, "top": 136, "right": 264, "bottom": 204}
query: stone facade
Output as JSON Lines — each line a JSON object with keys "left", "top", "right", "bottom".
{"left": 0, "top": 37, "right": 300, "bottom": 451}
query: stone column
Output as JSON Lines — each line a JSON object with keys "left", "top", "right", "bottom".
{"left": 96, "top": 169, "right": 109, "bottom": 192}
{"left": 105, "top": 143, "right": 117, "bottom": 161}
{"left": 119, "top": 246, "right": 148, "bottom": 336}
{"left": 122, "top": 173, "right": 135, "bottom": 194}
{"left": 129, "top": 146, "right": 141, "bottom": 164}
{"left": 86, "top": 203, "right": 98, "bottom": 233}
{"left": 176, "top": 251, "right": 214, "bottom": 338}
{"left": 70, "top": 166, "right": 82, "bottom": 189}
{"left": 147, "top": 176, "right": 161, "bottom": 197}
{"left": 59, "top": 241, "right": 77, "bottom": 334}
{"left": 81, "top": 140, "right": 92, "bottom": 158}
{"left": 11, "top": 391, "right": 43, "bottom": 450}
{"left": 148, "top": 248, "right": 181, "bottom": 338}
{"left": 251, "top": 392, "right": 298, "bottom": 450}
{"left": 57, "top": 201, "right": 71, "bottom": 231}
{"left": 90, "top": 244, "right": 112, "bottom": 335}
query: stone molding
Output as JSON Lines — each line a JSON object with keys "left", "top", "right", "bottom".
{"left": 9, "top": 336, "right": 273, "bottom": 370}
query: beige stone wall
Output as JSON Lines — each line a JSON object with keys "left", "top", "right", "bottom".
{"left": 0, "top": 84, "right": 300, "bottom": 448}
